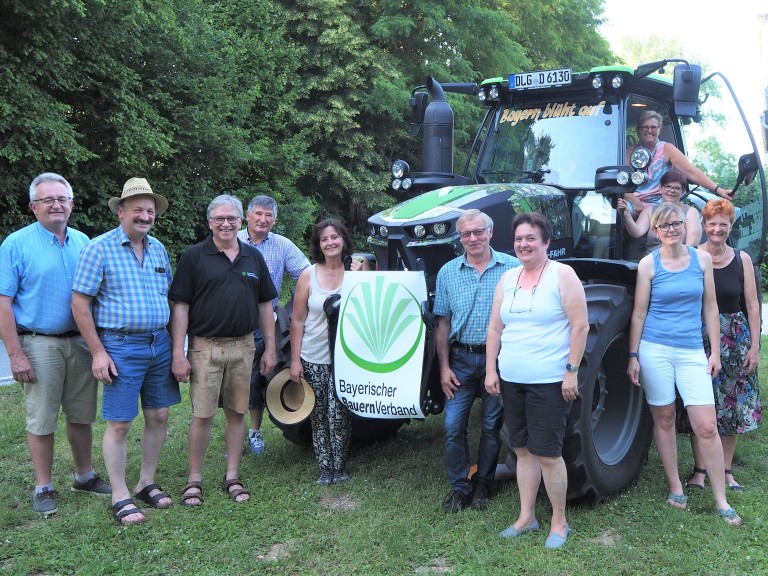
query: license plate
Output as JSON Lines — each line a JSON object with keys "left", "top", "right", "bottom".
{"left": 510, "top": 68, "right": 572, "bottom": 90}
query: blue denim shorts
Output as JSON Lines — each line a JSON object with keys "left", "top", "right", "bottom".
{"left": 99, "top": 328, "right": 181, "bottom": 421}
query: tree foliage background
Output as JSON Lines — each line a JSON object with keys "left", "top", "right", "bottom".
{"left": 0, "top": 0, "right": 613, "bottom": 261}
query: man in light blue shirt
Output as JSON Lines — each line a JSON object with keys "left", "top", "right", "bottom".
{"left": 0, "top": 173, "right": 110, "bottom": 517}
{"left": 237, "top": 195, "right": 309, "bottom": 453}
{"left": 433, "top": 209, "right": 520, "bottom": 512}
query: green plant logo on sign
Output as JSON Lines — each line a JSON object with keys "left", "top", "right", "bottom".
{"left": 339, "top": 276, "right": 423, "bottom": 373}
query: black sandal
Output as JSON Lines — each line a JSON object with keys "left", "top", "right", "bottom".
{"left": 111, "top": 498, "right": 145, "bottom": 525}
{"left": 134, "top": 483, "right": 172, "bottom": 508}
{"left": 725, "top": 469, "right": 744, "bottom": 491}
{"left": 685, "top": 466, "right": 706, "bottom": 490}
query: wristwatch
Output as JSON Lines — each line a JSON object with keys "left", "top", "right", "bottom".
{"left": 565, "top": 363, "right": 579, "bottom": 372}
{"left": 627, "top": 352, "right": 639, "bottom": 359}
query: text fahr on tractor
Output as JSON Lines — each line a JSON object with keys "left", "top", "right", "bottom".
{"left": 272, "top": 59, "right": 767, "bottom": 505}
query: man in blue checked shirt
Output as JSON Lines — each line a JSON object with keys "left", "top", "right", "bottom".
{"left": 433, "top": 209, "right": 520, "bottom": 513}
{"left": 237, "top": 195, "right": 309, "bottom": 454}
{"left": 72, "top": 178, "right": 180, "bottom": 526}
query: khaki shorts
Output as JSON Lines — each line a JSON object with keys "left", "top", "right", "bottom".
{"left": 188, "top": 334, "right": 255, "bottom": 418}
{"left": 21, "top": 334, "right": 98, "bottom": 435}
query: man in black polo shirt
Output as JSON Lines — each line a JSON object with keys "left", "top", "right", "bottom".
{"left": 170, "top": 195, "right": 277, "bottom": 505}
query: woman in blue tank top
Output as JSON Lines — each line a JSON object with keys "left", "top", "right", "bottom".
{"left": 628, "top": 202, "right": 741, "bottom": 526}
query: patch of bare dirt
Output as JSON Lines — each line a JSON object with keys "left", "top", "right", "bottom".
{"left": 257, "top": 542, "right": 290, "bottom": 562}
{"left": 320, "top": 494, "right": 359, "bottom": 511}
{"left": 589, "top": 530, "right": 620, "bottom": 546}
{"left": 415, "top": 557, "right": 456, "bottom": 574}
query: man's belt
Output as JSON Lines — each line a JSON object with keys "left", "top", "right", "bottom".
{"left": 17, "top": 330, "right": 80, "bottom": 338}
{"left": 451, "top": 342, "right": 486, "bottom": 353}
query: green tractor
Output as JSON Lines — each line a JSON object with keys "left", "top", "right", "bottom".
{"left": 359, "top": 59, "right": 767, "bottom": 503}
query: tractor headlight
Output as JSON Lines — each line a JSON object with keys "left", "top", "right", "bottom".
{"left": 392, "top": 160, "right": 410, "bottom": 179}
{"left": 629, "top": 147, "right": 651, "bottom": 170}
{"left": 432, "top": 222, "right": 449, "bottom": 236}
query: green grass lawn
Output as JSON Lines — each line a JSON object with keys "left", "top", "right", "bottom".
{"left": 0, "top": 343, "right": 766, "bottom": 576}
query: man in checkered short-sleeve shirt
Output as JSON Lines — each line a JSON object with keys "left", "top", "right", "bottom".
{"left": 72, "top": 178, "right": 180, "bottom": 526}
{"left": 433, "top": 209, "right": 520, "bottom": 513}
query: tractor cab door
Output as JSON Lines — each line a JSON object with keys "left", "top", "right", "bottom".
{"left": 679, "top": 72, "right": 767, "bottom": 265}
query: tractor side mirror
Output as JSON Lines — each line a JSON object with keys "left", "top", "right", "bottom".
{"left": 673, "top": 63, "right": 702, "bottom": 118}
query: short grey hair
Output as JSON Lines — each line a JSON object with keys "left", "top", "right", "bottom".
{"left": 247, "top": 195, "right": 278, "bottom": 219}
{"left": 637, "top": 110, "right": 663, "bottom": 129}
{"left": 650, "top": 201, "right": 686, "bottom": 229}
{"left": 457, "top": 209, "right": 493, "bottom": 231}
{"left": 29, "top": 172, "right": 73, "bottom": 201}
{"left": 207, "top": 194, "right": 244, "bottom": 220}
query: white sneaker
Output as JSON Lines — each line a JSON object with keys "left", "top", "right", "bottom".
{"left": 248, "top": 430, "right": 265, "bottom": 454}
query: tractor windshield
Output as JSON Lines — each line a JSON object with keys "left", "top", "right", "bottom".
{"left": 475, "top": 98, "right": 619, "bottom": 190}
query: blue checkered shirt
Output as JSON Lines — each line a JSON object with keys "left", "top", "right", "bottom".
{"left": 433, "top": 249, "right": 520, "bottom": 345}
{"left": 237, "top": 229, "right": 309, "bottom": 308}
{"left": 73, "top": 226, "right": 173, "bottom": 331}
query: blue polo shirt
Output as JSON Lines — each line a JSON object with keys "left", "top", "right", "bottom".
{"left": 0, "top": 222, "right": 89, "bottom": 334}
{"left": 433, "top": 249, "right": 520, "bottom": 345}
{"left": 72, "top": 226, "right": 173, "bottom": 332}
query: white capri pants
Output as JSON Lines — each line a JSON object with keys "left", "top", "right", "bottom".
{"left": 638, "top": 340, "right": 715, "bottom": 407}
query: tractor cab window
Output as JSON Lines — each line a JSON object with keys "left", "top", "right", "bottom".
{"left": 476, "top": 97, "right": 619, "bottom": 189}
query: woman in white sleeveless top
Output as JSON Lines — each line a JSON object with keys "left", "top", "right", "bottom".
{"left": 485, "top": 212, "right": 588, "bottom": 549}
{"left": 290, "top": 219, "right": 368, "bottom": 485}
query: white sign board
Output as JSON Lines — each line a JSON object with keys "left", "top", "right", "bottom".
{"left": 334, "top": 271, "right": 427, "bottom": 419}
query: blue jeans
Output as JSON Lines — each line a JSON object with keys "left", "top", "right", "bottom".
{"left": 444, "top": 347, "right": 503, "bottom": 494}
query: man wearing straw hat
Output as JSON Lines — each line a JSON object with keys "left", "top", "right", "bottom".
{"left": 72, "top": 177, "right": 180, "bottom": 526}
{"left": 169, "top": 195, "right": 277, "bottom": 506}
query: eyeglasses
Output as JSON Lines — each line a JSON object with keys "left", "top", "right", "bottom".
{"left": 32, "top": 197, "right": 72, "bottom": 206}
{"left": 508, "top": 285, "right": 535, "bottom": 314}
{"left": 210, "top": 216, "right": 241, "bottom": 224}
{"left": 458, "top": 228, "right": 488, "bottom": 239}
{"left": 662, "top": 185, "right": 684, "bottom": 194}
{"left": 640, "top": 125, "right": 660, "bottom": 132}
{"left": 508, "top": 262, "right": 547, "bottom": 314}
{"left": 656, "top": 220, "right": 684, "bottom": 232}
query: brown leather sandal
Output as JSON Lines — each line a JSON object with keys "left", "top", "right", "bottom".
{"left": 180, "top": 481, "right": 204, "bottom": 507}
{"left": 222, "top": 477, "right": 250, "bottom": 503}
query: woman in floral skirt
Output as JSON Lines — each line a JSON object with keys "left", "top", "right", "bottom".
{"left": 687, "top": 199, "right": 761, "bottom": 491}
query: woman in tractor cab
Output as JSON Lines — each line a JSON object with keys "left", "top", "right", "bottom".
{"left": 624, "top": 110, "right": 731, "bottom": 213}
{"left": 618, "top": 170, "right": 701, "bottom": 254}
